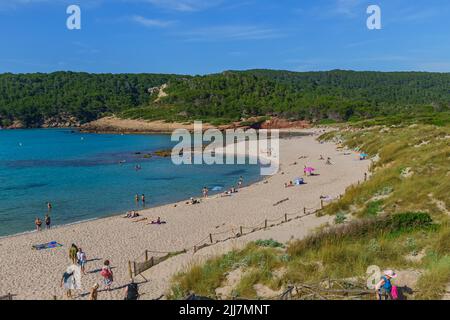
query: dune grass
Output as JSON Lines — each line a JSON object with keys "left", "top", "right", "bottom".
{"left": 169, "top": 125, "right": 450, "bottom": 300}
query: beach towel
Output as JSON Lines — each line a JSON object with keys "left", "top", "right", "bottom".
{"left": 32, "top": 241, "right": 63, "bottom": 250}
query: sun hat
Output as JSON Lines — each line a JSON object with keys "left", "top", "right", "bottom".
{"left": 384, "top": 270, "right": 397, "bottom": 278}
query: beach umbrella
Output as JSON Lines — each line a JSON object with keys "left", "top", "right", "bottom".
{"left": 304, "top": 167, "right": 315, "bottom": 173}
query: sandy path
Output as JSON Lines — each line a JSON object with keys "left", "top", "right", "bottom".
{"left": 0, "top": 130, "right": 369, "bottom": 300}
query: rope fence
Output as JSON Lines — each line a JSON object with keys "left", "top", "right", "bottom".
{"left": 0, "top": 293, "right": 13, "bottom": 301}
{"left": 128, "top": 199, "right": 330, "bottom": 279}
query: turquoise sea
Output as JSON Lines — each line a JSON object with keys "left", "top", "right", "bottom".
{"left": 0, "top": 129, "right": 261, "bottom": 237}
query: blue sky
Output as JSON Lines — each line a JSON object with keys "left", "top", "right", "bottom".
{"left": 1, "top": 0, "right": 449, "bottom": 74}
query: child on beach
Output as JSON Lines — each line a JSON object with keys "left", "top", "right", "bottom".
{"left": 100, "top": 260, "right": 114, "bottom": 291}
{"left": 89, "top": 283, "right": 99, "bottom": 300}
{"left": 77, "top": 248, "right": 87, "bottom": 275}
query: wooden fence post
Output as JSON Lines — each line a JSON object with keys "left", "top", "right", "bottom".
{"left": 321, "top": 200, "right": 324, "bottom": 209}
{"left": 128, "top": 261, "right": 133, "bottom": 279}
{"left": 150, "top": 256, "right": 154, "bottom": 267}
{"left": 240, "top": 226, "right": 243, "bottom": 235}
{"left": 264, "top": 219, "right": 268, "bottom": 229}
{"left": 209, "top": 233, "right": 213, "bottom": 243}
{"left": 194, "top": 246, "right": 197, "bottom": 253}
{"left": 285, "top": 214, "right": 288, "bottom": 222}
{"left": 145, "top": 250, "right": 148, "bottom": 262}
{"left": 303, "top": 207, "right": 306, "bottom": 214}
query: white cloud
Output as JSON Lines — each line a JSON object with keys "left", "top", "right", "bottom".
{"left": 179, "top": 25, "right": 286, "bottom": 41}
{"left": 131, "top": 15, "right": 175, "bottom": 28}
{"left": 139, "top": 0, "right": 223, "bottom": 12}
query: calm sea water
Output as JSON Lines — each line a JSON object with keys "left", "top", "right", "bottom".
{"left": 0, "top": 129, "right": 262, "bottom": 237}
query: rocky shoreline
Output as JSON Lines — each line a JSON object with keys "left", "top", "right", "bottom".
{"left": 2, "top": 116, "right": 310, "bottom": 133}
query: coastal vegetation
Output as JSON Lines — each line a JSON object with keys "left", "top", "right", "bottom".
{"left": 0, "top": 72, "right": 180, "bottom": 127}
{"left": 168, "top": 124, "right": 450, "bottom": 300}
{"left": 1, "top": 70, "right": 449, "bottom": 128}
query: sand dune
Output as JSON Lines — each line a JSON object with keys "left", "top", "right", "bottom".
{"left": 0, "top": 129, "right": 369, "bottom": 300}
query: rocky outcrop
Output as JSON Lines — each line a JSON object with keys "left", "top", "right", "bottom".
{"left": 41, "top": 114, "right": 81, "bottom": 128}
{"left": 260, "top": 117, "right": 310, "bottom": 129}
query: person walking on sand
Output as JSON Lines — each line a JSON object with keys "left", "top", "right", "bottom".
{"left": 61, "top": 269, "right": 75, "bottom": 299}
{"left": 141, "top": 194, "right": 146, "bottom": 208}
{"left": 35, "top": 217, "right": 42, "bottom": 232}
{"left": 77, "top": 248, "right": 87, "bottom": 275}
{"left": 375, "top": 270, "right": 397, "bottom": 300}
{"left": 100, "top": 260, "right": 114, "bottom": 291}
{"left": 45, "top": 214, "right": 51, "bottom": 229}
{"left": 69, "top": 244, "right": 78, "bottom": 264}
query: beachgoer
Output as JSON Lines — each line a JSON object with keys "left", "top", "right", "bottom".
{"left": 326, "top": 157, "right": 332, "bottom": 165}
{"left": 47, "top": 202, "right": 52, "bottom": 212}
{"left": 124, "top": 280, "right": 139, "bottom": 300}
{"left": 202, "top": 187, "right": 209, "bottom": 198}
{"left": 100, "top": 260, "right": 114, "bottom": 291}
{"left": 61, "top": 269, "right": 75, "bottom": 299}
{"left": 89, "top": 283, "right": 99, "bottom": 300}
{"left": 69, "top": 244, "right": 78, "bottom": 264}
{"left": 77, "top": 248, "right": 87, "bottom": 275}
{"left": 319, "top": 155, "right": 324, "bottom": 160}
{"left": 135, "top": 194, "right": 140, "bottom": 205}
{"left": 141, "top": 194, "right": 146, "bottom": 208}
{"left": 189, "top": 197, "right": 200, "bottom": 205}
{"left": 35, "top": 217, "right": 42, "bottom": 232}
{"left": 44, "top": 214, "right": 51, "bottom": 229}
{"left": 238, "top": 176, "right": 243, "bottom": 188}
{"left": 375, "top": 270, "right": 397, "bottom": 300}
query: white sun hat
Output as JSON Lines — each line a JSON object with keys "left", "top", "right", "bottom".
{"left": 384, "top": 270, "right": 397, "bottom": 278}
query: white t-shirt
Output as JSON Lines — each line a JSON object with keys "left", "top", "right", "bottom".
{"left": 77, "top": 251, "right": 86, "bottom": 262}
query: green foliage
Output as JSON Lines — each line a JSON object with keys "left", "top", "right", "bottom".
{"left": 334, "top": 212, "right": 347, "bottom": 224}
{"left": 254, "top": 239, "right": 284, "bottom": 248}
{"left": 3, "top": 70, "right": 449, "bottom": 128}
{"left": 0, "top": 72, "right": 180, "bottom": 127}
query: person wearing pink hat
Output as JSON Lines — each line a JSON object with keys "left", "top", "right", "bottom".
{"left": 375, "top": 269, "right": 397, "bottom": 300}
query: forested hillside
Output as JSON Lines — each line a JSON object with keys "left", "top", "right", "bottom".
{"left": 0, "top": 72, "right": 181, "bottom": 127}
{"left": 1, "top": 70, "right": 449, "bottom": 128}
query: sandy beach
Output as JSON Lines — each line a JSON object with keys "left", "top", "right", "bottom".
{"left": 0, "top": 129, "right": 369, "bottom": 300}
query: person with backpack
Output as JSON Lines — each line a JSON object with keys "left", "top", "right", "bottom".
{"left": 124, "top": 279, "right": 139, "bottom": 300}
{"left": 100, "top": 260, "right": 113, "bottom": 291}
{"left": 375, "top": 270, "right": 397, "bottom": 300}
